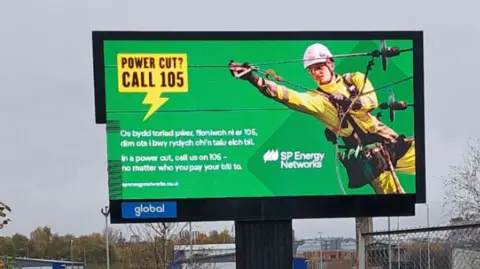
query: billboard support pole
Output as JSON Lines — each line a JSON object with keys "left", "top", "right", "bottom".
{"left": 235, "top": 220, "right": 293, "bottom": 269}
{"left": 101, "top": 206, "right": 110, "bottom": 269}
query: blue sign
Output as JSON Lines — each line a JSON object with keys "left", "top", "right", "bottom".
{"left": 122, "top": 201, "right": 178, "bottom": 219}
{"left": 293, "top": 258, "right": 307, "bottom": 269}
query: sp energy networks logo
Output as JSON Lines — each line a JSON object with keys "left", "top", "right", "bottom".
{"left": 122, "top": 202, "right": 177, "bottom": 219}
{"left": 263, "top": 149, "right": 325, "bottom": 169}
{"left": 117, "top": 54, "right": 189, "bottom": 121}
{"left": 263, "top": 149, "right": 279, "bottom": 163}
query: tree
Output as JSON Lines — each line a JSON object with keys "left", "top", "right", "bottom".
{"left": 207, "top": 230, "right": 220, "bottom": 244}
{"left": 217, "top": 229, "right": 234, "bottom": 244}
{"left": 125, "top": 223, "right": 229, "bottom": 269}
{"left": 127, "top": 222, "right": 190, "bottom": 269}
{"left": 45, "top": 233, "right": 74, "bottom": 259}
{"left": 28, "top": 226, "right": 52, "bottom": 259}
{"left": 103, "top": 226, "right": 126, "bottom": 246}
{"left": 0, "top": 237, "right": 15, "bottom": 257}
{"left": 10, "top": 234, "right": 29, "bottom": 257}
{"left": 0, "top": 225, "right": 231, "bottom": 269}
{"left": 443, "top": 138, "right": 480, "bottom": 219}
{"left": 75, "top": 233, "right": 110, "bottom": 265}
{"left": 182, "top": 229, "right": 233, "bottom": 245}
{"left": 195, "top": 233, "right": 209, "bottom": 244}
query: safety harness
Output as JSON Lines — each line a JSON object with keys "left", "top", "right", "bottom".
{"left": 316, "top": 74, "right": 407, "bottom": 192}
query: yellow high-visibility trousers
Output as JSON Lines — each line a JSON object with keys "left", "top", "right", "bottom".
{"left": 370, "top": 141, "right": 416, "bottom": 194}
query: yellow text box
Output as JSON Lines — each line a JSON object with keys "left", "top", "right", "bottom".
{"left": 116, "top": 53, "right": 189, "bottom": 121}
{"left": 117, "top": 53, "right": 188, "bottom": 93}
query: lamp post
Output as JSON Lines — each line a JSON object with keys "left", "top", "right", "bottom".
{"left": 318, "top": 232, "right": 323, "bottom": 269}
{"left": 425, "top": 203, "right": 431, "bottom": 269}
{"left": 101, "top": 206, "right": 111, "bottom": 269}
{"left": 189, "top": 222, "right": 193, "bottom": 267}
{"left": 70, "top": 240, "right": 74, "bottom": 268}
{"left": 396, "top": 235, "right": 407, "bottom": 269}
{"left": 388, "top": 217, "right": 392, "bottom": 269}
{"left": 419, "top": 248, "right": 423, "bottom": 268}
{"left": 83, "top": 249, "right": 87, "bottom": 269}
{"left": 397, "top": 218, "right": 400, "bottom": 269}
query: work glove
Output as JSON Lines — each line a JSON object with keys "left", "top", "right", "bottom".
{"left": 328, "top": 93, "right": 362, "bottom": 110}
{"left": 229, "top": 60, "right": 255, "bottom": 81}
{"left": 328, "top": 93, "right": 352, "bottom": 110}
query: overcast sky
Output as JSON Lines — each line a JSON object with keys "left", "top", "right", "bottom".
{"left": 0, "top": 0, "right": 478, "bottom": 240}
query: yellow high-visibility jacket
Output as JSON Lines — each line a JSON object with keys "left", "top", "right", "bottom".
{"left": 260, "top": 72, "right": 399, "bottom": 142}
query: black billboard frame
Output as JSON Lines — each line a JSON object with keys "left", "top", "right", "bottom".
{"left": 92, "top": 30, "right": 425, "bottom": 224}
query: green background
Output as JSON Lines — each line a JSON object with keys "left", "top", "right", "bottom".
{"left": 103, "top": 39, "right": 416, "bottom": 200}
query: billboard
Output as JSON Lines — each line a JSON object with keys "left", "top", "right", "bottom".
{"left": 92, "top": 31, "right": 425, "bottom": 223}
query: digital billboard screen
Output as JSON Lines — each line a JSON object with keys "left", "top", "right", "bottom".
{"left": 92, "top": 31, "right": 425, "bottom": 223}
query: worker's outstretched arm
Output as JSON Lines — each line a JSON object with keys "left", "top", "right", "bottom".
{"left": 229, "top": 61, "right": 327, "bottom": 115}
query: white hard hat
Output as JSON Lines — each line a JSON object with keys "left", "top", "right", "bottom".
{"left": 303, "top": 43, "right": 333, "bottom": 69}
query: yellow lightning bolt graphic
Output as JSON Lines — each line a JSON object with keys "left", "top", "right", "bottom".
{"left": 142, "top": 89, "right": 169, "bottom": 121}
{"left": 117, "top": 53, "right": 189, "bottom": 121}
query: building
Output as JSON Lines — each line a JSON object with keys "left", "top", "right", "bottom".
{"left": 299, "top": 249, "right": 357, "bottom": 269}
{"left": 0, "top": 257, "right": 84, "bottom": 269}
{"left": 296, "top": 237, "right": 357, "bottom": 254}
{"left": 296, "top": 238, "right": 358, "bottom": 269}
{"left": 169, "top": 253, "right": 308, "bottom": 269}
{"left": 170, "top": 244, "right": 307, "bottom": 269}
{"left": 173, "top": 243, "right": 236, "bottom": 261}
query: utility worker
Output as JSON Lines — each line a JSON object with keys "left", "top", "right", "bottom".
{"left": 228, "top": 43, "right": 416, "bottom": 195}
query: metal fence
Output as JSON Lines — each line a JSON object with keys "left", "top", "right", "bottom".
{"left": 358, "top": 223, "right": 480, "bottom": 269}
